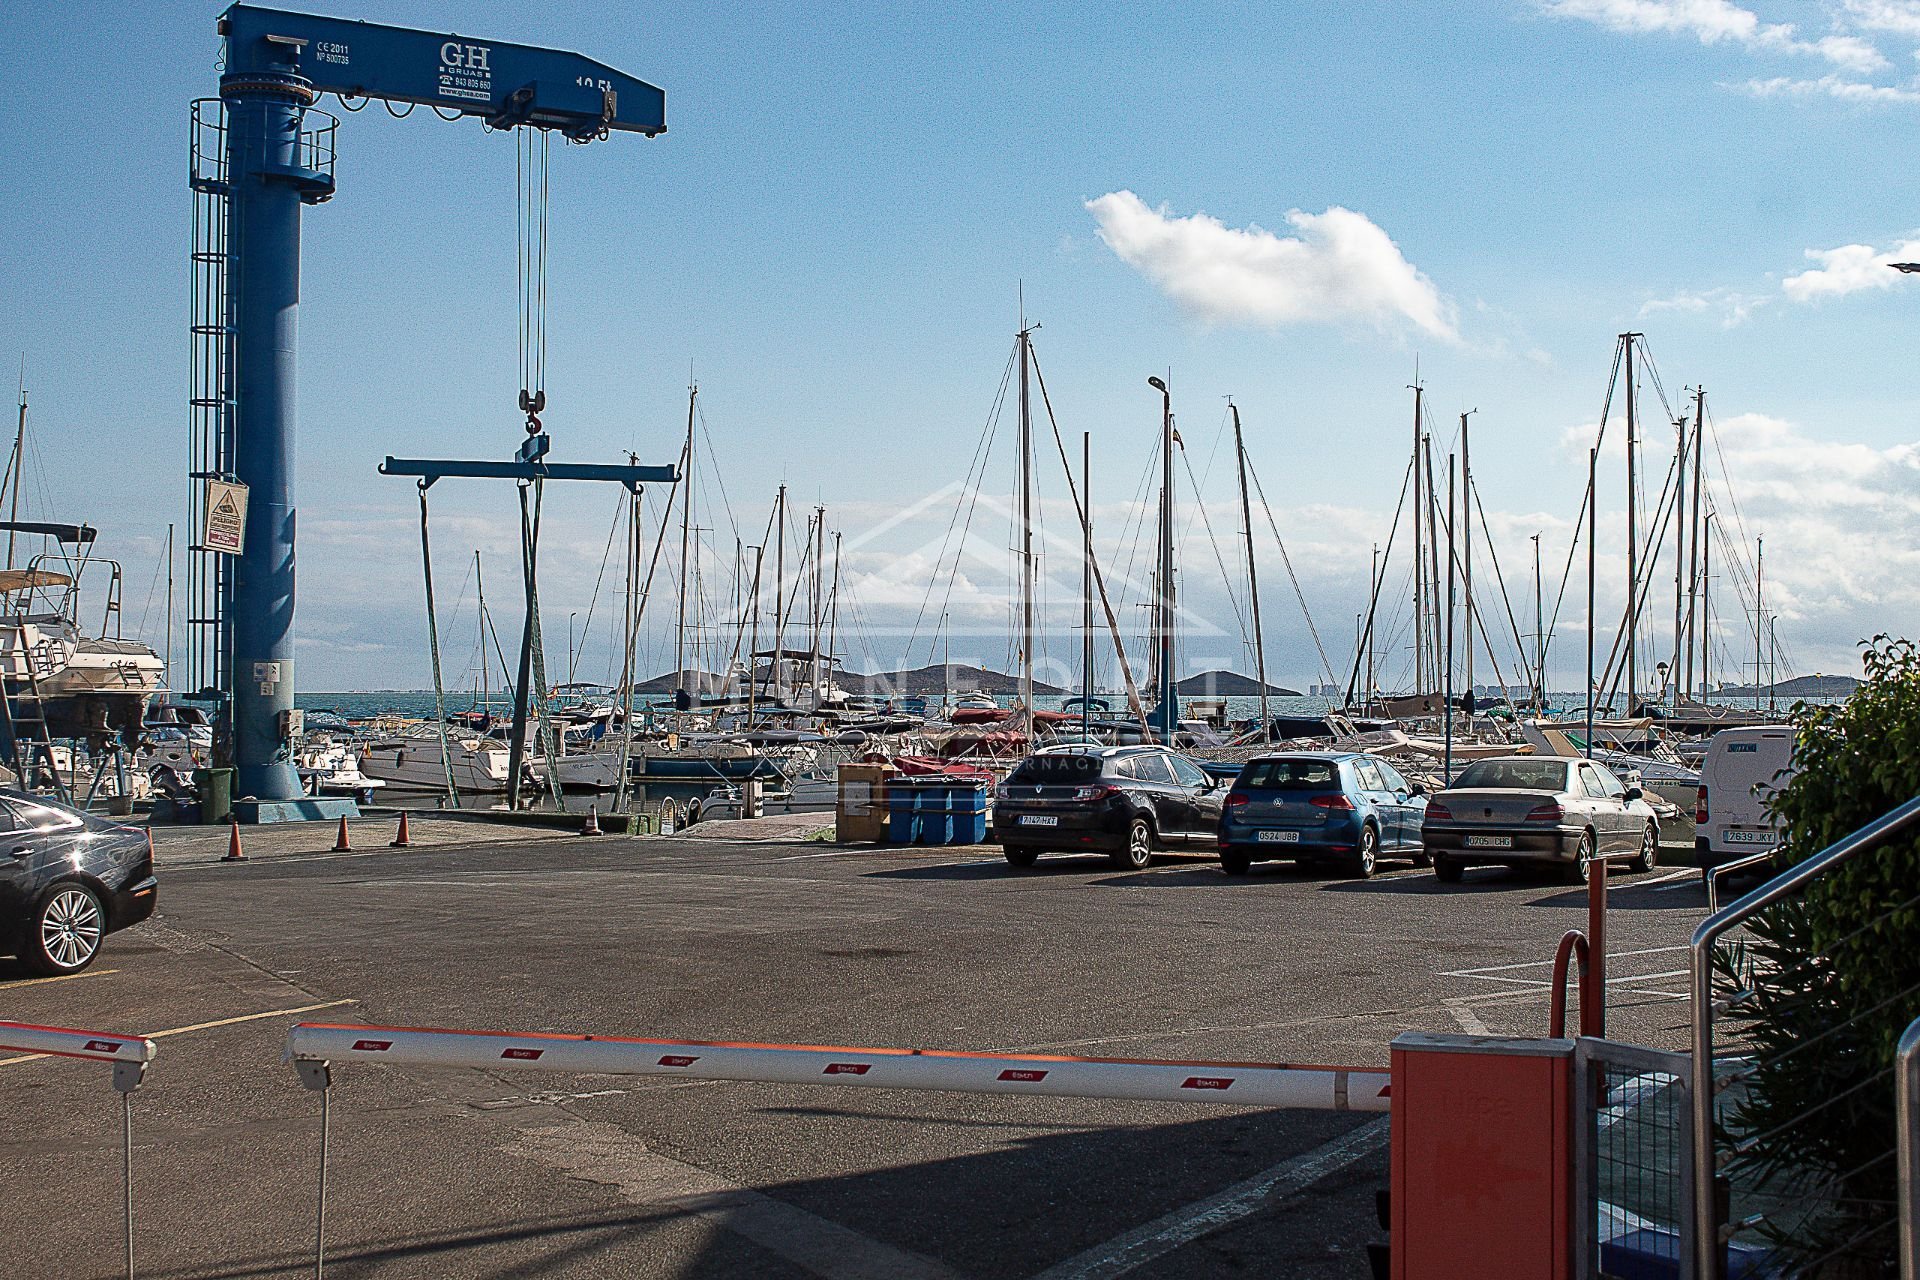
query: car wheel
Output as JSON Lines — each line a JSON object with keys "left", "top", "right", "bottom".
{"left": 25, "top": 882, "right": 105, "bottom": 976}
{"left": 1004, "top": 845, "right": 1038, "bottom": 868}
{"left": 1111, "top": 817, "right": 1154, "bottom": 870}
{"left": 1350, "top": 823, "right": 1379, "bottom": 879}
{"left": 1433, "top": 856, "right": 1463, "bottom": 884}
{"left": 1220, "top": 849, "right": 1251, "bottom": 876}
{"left": 1627, "top": 824, "right": 1657, "bottom": 873}
{"left": 1565, "top": 831, "right": 1597, "bottom": 884}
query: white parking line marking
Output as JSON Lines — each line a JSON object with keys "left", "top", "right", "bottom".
{"left": 1028, "top": 1117, "right": 1391, "bottom": 1279}
{"left": 0, "top": 998, "right": 356, "bottom": 1067}
{"left": 0, "top": 967, "right": 119, "bottom": 989}
{"left": 1637, "top": 868, "right": 1697, "bottom": 888}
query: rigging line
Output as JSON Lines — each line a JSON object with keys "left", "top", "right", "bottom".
{"left": 1342, "top": 454, "right": 1415, "bottom": 704}
{"left": 1468, "top": 478, "right": 1542, "bottom": 686}
{"left": 1543, "top": 335, "right": 1627, "bottom": 654}
{"left": 1176, "top": 445, "right": 1252, "bottom": 658}
{"left": 693, "top": 404, "right": 741, "bottom": 546}
{"left": 1028, "top": 346, "right": 1153, "bottom": 733}
{"left": 517, "top": 478, "right": 564, "bottom": 808}
{"left": 1596, "top": 441, "right": 1685, "bottom": 702}
{"left": 416, "top": 485, "right": 460, "bottom": 807}
{"left": 1245, "top": 456, "right": 1341, "bottom": 693}
{"left": 909, "top": 340, "right": 1018, "bottom": 662}
{"left": 572, "top": 487, "right": 630, "bottom": 682}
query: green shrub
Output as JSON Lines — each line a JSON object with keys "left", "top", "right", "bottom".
{"left": 1716, "top": 636, "right": 1920, "bottom": 1273}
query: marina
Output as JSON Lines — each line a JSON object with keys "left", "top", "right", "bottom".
{"left": 3, "top": 3, "right": 1917, "bottom": 1277}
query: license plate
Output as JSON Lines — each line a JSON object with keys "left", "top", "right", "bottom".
{"left": 1464, "top": 834, "right": 1512, "bottom": 849}
{"left": 1724, "top": 829, "right": 1776, "bottom": 845}
{"left": 1019, "top": 815, "right": 1059, "bottom": 827}
{"left": 1257, "top": 830, "right": 1300, "bottom": 843}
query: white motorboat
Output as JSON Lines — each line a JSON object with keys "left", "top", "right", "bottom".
{"left": 360, "top": 733, "right": 520, "bottom": 793}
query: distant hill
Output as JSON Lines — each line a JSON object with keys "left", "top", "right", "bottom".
{"left": 1173, "top": 670, "right": 1301, "bottom": 697}
{"left": 632, "top": 664, "right": 1064, "bottom": 697}
{"left": 844, "top": 664, "right": 1065, "bottom": 696}
{"left": 1713, "top": 674, "right": 1860, "bottom": 699}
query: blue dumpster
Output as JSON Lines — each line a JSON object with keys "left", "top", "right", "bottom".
{"left": 919, "top": 782, "right": 955, "bottom": 845}
{"left": 947, "top": 782, "right": 989, "bottom": 844}
{"left": 886, "top": 782, "right": 922, "bottom": 844}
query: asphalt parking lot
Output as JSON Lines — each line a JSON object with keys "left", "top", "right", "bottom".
{"left": 2, "top": 831, "right": 1708, "bottom": 1278}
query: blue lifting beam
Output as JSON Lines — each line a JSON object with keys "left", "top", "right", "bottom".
{"left": 206, "top": 5, "right": 665, "bottom": 804}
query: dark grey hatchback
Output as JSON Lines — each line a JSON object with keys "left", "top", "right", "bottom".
{"left": 991, "top": 745, "right": 1228, "bottom": 869}
{"left": 0, "top": 792, "right": 156, "bottom": 975}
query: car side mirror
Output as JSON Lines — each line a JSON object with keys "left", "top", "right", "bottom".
{"left": 1410, "top": 783, "right": 1426, "bottom": 796}
{"left": 1623, "top": 786, "right": 1644, "bottom": 801}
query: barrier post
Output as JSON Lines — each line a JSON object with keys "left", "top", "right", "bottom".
{"left": 293, "top": 1058, "right": 334, "bottom": 1279}
{"left": 0, "top": 1023, "right": 157, "bottom": 1280}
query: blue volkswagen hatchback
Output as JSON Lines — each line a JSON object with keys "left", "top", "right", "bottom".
{"left": 1217, "top": 752, "right": 1428, "bottom": 878}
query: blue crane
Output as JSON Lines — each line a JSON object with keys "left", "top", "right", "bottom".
{"left": 195, "top": 6, "right": 666, "bottom": 808}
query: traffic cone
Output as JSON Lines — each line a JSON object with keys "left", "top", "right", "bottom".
{"left": 222, "top": 819, "right": 247, "bottom": 862}
{"left": 390, "top": 812, "right": 413, "bottom": 848}
{"left": 332, "top": 816, "right": 351, "bottom": 852}
{"left": 581, "top": 804, "right": 602, "bottom": 836}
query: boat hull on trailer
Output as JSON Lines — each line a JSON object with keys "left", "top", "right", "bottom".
{"left": 360, "top": 737, "right": 518, "bottom": 794}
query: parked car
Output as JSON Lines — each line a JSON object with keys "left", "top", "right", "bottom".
{"left": 1421, "top": 756, "right": 1658, "bottom": 884}
{"left": 0, "top": 791, "right": 157, "bottom": 975}
{"left": 1216, "top": 752, "right": 1428, "bottom": 879}
{"left": 992, "top": 744, "right": 1228, "bottom": 869}
{"left": 1695, "top": 726, "right": 1796, "bottom": 890}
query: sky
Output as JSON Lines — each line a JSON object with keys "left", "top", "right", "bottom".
{"left": 1, "top": 0, "right": 1916, "bottom": 698}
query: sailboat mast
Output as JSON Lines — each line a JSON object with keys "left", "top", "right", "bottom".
{"left": 771, "top": 484, "right": 787, "bottom": 697}
{"left": 747, "top": 544, "right": 762, "bottom": 723}
{"left": 1231, "top": 402, "right": 1270, "bottom": 742}
{"left": 1411, "top": 384, "right": 1425, "bottom": 697}
{"left": 1683, "top": 388, "right": 1706, "bottom": 702}
{"left": 1672, "top": 409, "right": 1686, "bottom": 704}
{"left": 1586, "top": 447, "right": 1598, "bottom": 759}
{"left": 1701, "top": 513, "right": 1713, "bottom": 698}
{"left": 811, "top": 504, "right": 825, "bottom": 701}
{"left": 1082, "top": 430, "right": 1093, "bottom": 741}
{"left": 1424, "top": 434, "right": 1441, "bottom": 695}
{"left": 6, "top": 380, "right": 27, "bottom": 576}
{"left": 1532, "top": 533, "right": 1544, "bottom": 714}
{"left": 1754, "top": 537, "right": 1764, "bottom": 712}
{"left": 1461, "top": 410, "right": 1474, "bottom": 708}
{"left": 1623, "top": 332, "right": 1639, "bottom": 715}
{"left": 476, "top": 549, "right": 487, "bottom": 709}
{"left": 1444, "top": 455, "right": 1456, "bottom": 778}
{"left": 1368, "top": 543, "right": 1379, "bottom": 706}
{"left": 1147, "top": 375, "right": 1176, "bottom": 738}
{"left": 675, "top": 383, "right": 697, "bottom": 694}
{"left": 827, "top": 530, "right": 841, "bottom": 700}
{"left": 166, "top": 523, "right": 176, "bottom": 691}
{"left": 1018, "top": 328, "right": 1034, "bottom": 745}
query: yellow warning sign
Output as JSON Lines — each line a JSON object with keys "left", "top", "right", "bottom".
{"left": 204, "top": 480, "right": 248, "bottom": 555}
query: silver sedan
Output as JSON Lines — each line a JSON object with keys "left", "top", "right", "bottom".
{"left": 1420, "top": 756, "right": 1660, "bottom": 884}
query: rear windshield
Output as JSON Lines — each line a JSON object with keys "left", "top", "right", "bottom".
{"left": 1011, "top": 754, "right": 1103, "bottom": 784}
{"left": 1237, "top": 758, "right": 1343, "bottom": 790}
{"left": 1452, "top": 759, "right": 1569, "bottom": 791}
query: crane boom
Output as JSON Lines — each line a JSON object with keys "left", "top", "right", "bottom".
{"left": 220, "top": 4, "right": 665, "bottom": 138}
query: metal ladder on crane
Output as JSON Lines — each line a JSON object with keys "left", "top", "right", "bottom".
{"left": 0, "top": 635, "right": 71, "bottom": 803}
{"left": 186, "top": 99, "right": 234, "bottom": 709}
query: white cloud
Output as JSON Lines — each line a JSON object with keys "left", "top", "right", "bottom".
{"left": 1084, "top": 191, "right": 1458, "bottom": 341}
{"left": 1844, "top": 0, "right": 1920, "bottom": 38}
{"left": 1640, "top": 287, "right": 1770, "bottom": 325}
{"left": 1782, "top": 236, "right": 1920, "bottom": 300}
{"left": 1736, "top": 74, "right": 1920, "bottom": 101}
{"left": 1543, "top": 0, "right": 1890, "bottom": 69}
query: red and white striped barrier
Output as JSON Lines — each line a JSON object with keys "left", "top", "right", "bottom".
{"left": 286, "top": 1022, "right": 1390, "bottom": 1111}
{"left": 0, "top": 1020, "right": 157, "bottom": 1066}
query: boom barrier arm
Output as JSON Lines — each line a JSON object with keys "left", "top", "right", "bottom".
{"left": 287, "top": 1022, "right": 1391, "bottom": 1112}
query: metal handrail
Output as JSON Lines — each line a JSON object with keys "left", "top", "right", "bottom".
{"left": 1900, "top": 1015, "right": 1920, "bottom": 1280}
{"left": 1706, "top": 849, "right": 1777, "bottom": 914}
{"left": 1691, "top": 792, "right": 1920, "bottom": 1277}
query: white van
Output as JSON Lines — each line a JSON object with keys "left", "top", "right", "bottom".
{"left": 1696, "top": 726, "right": 1796, "bottom": 885}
